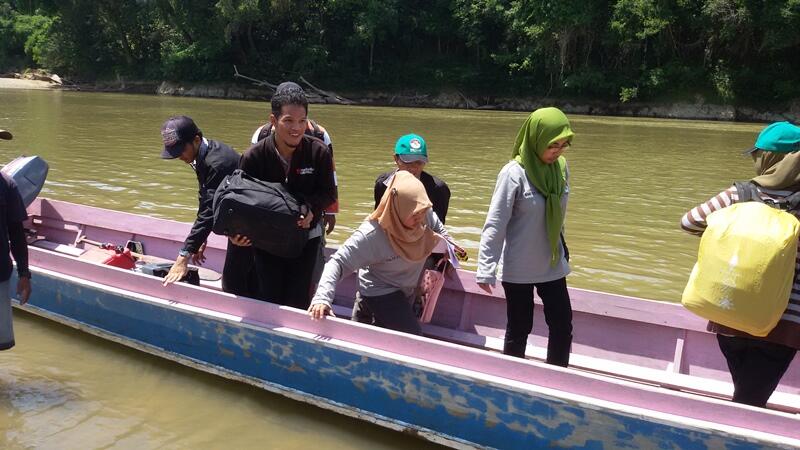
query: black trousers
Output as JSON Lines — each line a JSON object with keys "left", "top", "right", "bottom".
{"left": 501, "top": 278, "right": 573, "bottom": 367}
{"left": 252, "top": 237, "right": 321, "bottom": 309}
{"left": 717, "top": 334, "right": 796, "bottom": 407}
{"left": 352, "top": 290, "right": 423, "bottom": 335}
{"left": 222, "top": 242, "right": 257, "bottom": 298}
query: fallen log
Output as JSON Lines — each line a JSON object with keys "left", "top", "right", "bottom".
{"left": 233, "top": 66, "right": 355, "bottom": 105}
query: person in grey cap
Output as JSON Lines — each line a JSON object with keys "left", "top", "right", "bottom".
{"left": 159, "top": 115, "right": 255, "bottom": 297}
{"left": 0, "top": 129, "right": 32, "bottom": 351}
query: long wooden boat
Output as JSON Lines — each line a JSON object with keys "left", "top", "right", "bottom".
{"left": 13, "top": 197, "right": 800, "bottom": 449}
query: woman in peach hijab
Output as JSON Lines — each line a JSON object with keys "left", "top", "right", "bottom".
{"left": 308, "top": 171, "right": 455, "bottom": 334}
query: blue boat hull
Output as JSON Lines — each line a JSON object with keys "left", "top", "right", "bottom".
{"left": 15, "top": 270, "right": 794, "bottom": 449}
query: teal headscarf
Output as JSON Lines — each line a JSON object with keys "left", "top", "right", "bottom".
{"left": 512, "top": 107, "right": 574, "bottom": 266}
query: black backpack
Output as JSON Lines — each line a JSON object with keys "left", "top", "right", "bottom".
{"left": 213, "top": 170, "right": 308, "bottom": 258}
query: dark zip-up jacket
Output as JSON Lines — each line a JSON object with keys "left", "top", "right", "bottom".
{"left": 0, "top": 173, "right": 29, "bottom": 281}
{"left": 183, "top": 139, "right": 241, "bottom": 253}
{"left": 374, "top": 170, "right": 451, "bottom": 224}
{"left": 239, "top": 134, "right": 336, "bottom": 229}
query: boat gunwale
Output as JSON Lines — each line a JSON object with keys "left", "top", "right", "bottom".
{"left": 20, "top": 245, "right": 800, "bottom": 446}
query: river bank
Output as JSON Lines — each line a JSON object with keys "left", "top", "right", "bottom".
{"left": 2, "top": 76, "right": 798, "bottom": 123}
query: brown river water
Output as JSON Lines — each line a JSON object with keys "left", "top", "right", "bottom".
{"left": 0, "top": 89, "right": 763, "bottom": 448}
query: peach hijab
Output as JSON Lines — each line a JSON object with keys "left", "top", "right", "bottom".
{"left": 369, "top": 171, "right": 441, "bottom": 262}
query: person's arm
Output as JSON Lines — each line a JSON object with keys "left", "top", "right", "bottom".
{"left": 5, "top": 180, "right": 31, "bottom": 303}
{"left": 476, "top": 166, "right": 518, "bottom": 286}
{"left": 320, "top": 129, "right": 339, "bottom": 233}
{"left": 374, "top": 174, "right": 388, "bottom": 210}
{"left": 428, "top": 209, "right": 451, "bottom": 241}
{"left": 303, "top": 144, "right": 337, "bottom": 214}
{"left": 680, "top": 186, "right": 737, "bottom": 236}
{"left": 8, "top": 221, "right": 31, "bottom": 304}
{"left": 166, "top": 155, "right": 234, "bottom": 285}
{"left": 435, "top": 181, "right": 451, "bottom": 225}
{"left": 308, "top": 229, "right": 378, "bottom": 319}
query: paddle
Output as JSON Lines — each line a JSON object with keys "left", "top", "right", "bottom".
{"left": 78, "top": 237, "right": 222, "bottom": 282}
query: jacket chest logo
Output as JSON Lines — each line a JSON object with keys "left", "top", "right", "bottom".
{"left": 296, "top": 167, "right": 314, "bottom": 175}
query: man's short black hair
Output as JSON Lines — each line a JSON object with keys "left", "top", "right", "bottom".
{"left": 271, "top": 89, "right": 309, "bottom": 118}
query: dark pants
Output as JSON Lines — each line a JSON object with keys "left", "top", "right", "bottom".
{"left": 252, "top": 237, "right": 321, "bottom": 309}
{"left": 222, "top": 242, "right": 257, "bottom": 297}
{"left": 501, "top": 278, "right": 573, "bottom": 367}
{"left": 352, "top": 290, "right": 423, "bottom": 335}
{"left": 717, "top": 334, "right": 796, "bottom": 407}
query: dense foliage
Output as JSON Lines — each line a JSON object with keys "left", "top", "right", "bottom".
{"left": 1, "top": 0, "right": 799, "bottom": 104}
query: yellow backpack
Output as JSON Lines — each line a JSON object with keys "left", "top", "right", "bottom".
{"left": 682, "top": 182, "right": 800, "bottom": 336}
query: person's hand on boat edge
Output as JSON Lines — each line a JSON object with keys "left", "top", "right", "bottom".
{"left": 308, "top": 302, "right": 336, "bottom": 320}
{"left": 477, "top": 282, "right": 493, "bottom": 294}
{"left": 163, "top": 256, "right": 190, "bottom": 286}
{"left": 17, "top": 276, "right": 31, "bottom": 305}
{"left": 192, "top": 242, "right": 207, "bottom": 265}
{"left": 229, "top": 234, "right": 252, "bottom": 247}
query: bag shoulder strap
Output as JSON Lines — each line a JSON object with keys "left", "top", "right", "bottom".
{"left": 733, "top": 181, "right": 763, "bottom": 204}
{"left": 309, "top": 120, "right": 325, "bottom": 141}
{"left": 734, "top": 180, "right": 800, "bottom": 211}
{"left": 257, "top": 124, "right": 273, "bottom": 142}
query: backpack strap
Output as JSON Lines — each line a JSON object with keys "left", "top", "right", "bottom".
{"left": 782, "top": 191, "right": 800, "bottom": 211}
{"left": 733, "top": 181, "right": 763, "bottom": 204}
{"left": 257, "top": 124, "right": 273, "bottom": 142}
{"left": 735, "top": 180, "right": 800, "bottom": 211}
{"left": 309, "top": 120, "right": 325, "bottom": 141}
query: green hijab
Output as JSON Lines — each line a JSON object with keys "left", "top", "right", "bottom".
{"left": 512, "top": 107, "right": 574, "bottom": 266}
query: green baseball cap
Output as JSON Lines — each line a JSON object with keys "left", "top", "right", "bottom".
{"left": 743, "top": 122, "right": 800, "bottom": 155}
{"left": 394, "top": 133, "right": 428, "bottom": 163}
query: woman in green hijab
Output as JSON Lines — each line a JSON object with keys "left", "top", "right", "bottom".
{"left": 476, "top": 107, "right": 575, "bottom": 367}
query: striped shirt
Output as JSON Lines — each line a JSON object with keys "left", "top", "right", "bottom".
{"left": 681, "top": 185, "right": 800, "bottom": 349}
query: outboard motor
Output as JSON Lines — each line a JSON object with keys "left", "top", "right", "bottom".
{"left": 1, "top": 155, "right": 49, "bottom": 207}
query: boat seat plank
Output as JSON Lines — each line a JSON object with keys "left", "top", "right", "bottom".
{"left": 32, "top": 240, "right": 86, "bottom": 256}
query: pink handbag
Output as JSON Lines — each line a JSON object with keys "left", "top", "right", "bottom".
{"left": 419, "top": 259, "right": 449, "bottom": 323}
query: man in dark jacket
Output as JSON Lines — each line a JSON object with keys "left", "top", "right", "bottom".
{"left": 250, "top": 81, "right": 339, "bottom": 235}
{"left": 374, "top": 133, "right": 451, "bottom": 224}
{"left": 233, "top": 89, "right": 336, "bottom": 309}
{"left": 0, "top": 129, "right": 32, "bottom": 351}
{"left": 160, "top": 116, "right": 254, "bottom": 296}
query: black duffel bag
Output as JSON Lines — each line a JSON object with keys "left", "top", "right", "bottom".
{"left": 213, "top": 169, "right": 308, "bottom": 258}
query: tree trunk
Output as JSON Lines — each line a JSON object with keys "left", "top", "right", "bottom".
{"left": 369, "top": 38, "right": 374, "bottom": 76}
{"left": 247, "top": 23, "right": 257, "bottom": 60}
{"left": 557, "top": 28, "right": 572, "bottom": 83}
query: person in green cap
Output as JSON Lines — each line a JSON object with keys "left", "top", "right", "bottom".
{"left": 476, "top": 107, "right": 574, "bottom": 367}
{"left": 374, "top": 133, "right": 451, "bottom": 225}
{"left": 680, "top": 121, "right": 800, "bottom": 408}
